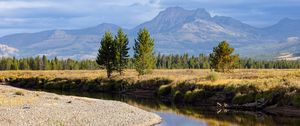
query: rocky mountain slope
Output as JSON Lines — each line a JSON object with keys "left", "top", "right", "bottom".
{"left": 0, "top": 7, "right": 299, "bottom": 59}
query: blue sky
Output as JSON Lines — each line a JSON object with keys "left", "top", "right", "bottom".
{"left": 0, "top": 0, "right": 299, "bottom": 37}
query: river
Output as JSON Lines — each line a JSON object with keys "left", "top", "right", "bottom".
{"left": 48, "top": 91, "right": 300, "bottom": 126}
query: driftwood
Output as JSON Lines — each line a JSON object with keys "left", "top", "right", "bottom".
{"left": 217, "top": 98, "right": 269, "bottom": 110}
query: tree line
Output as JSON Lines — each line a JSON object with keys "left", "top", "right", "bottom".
{"left": 1, "top": 28, "right": 300, "bottom": 75}
{"left": 0, "top": 56, "right": 99, "bottom": 70}
{"left": 1, "top": 53, "right": 300, "bottom": 71}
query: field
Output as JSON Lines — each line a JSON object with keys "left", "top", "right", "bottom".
{"left": 1, "top": 69, "right": 300, "bottom": 91}
{"left": 1, "top": 69, "right": 300, "bottom": 109}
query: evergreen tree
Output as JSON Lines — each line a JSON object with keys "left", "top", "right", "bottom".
{"left": 42, "top": 55, "right": 49, "bottom": 70}
{"left": 133, "top": 28, "right": 155, "bottom": 75}
{"left": 209, "top": 41, "right": 239, "bottom": 72}
{"left": 96, "top": 31, "right": 116, "bottom": 78}
{"left": 115, "top": 28, "right": 130, "bottom": 75}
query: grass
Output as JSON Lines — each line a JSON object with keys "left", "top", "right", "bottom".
{"left": 14, "top": 91, "right": 24, "bottom": 96}
{"left": 1, "top": 69, "right": 299, "bottom": 88}
{"left": 0, "top": 89, "right": 36, "bottom": 106}
{"left": 1, "top": 69, "right": 300, "bottom": 106}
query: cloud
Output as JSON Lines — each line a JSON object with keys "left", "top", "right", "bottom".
{"left": 0, "top": 1, "right": 53, "bottom": 10}
{"left": 0, "top": 0, "right": 299, "bottom": 37}
{"left": 0, "top": 44, "right": 19, "bottom": 57}
{"left": 287, "top": 37, "right": 300, "bottom": 43}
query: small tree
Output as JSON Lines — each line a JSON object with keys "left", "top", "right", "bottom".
{"left": 133, "top": 28, "right": 155, "bottom": 75}
{"left": 96, "top": 32, "right": 116, "bottom": 78}
{"left": 115, "top": 28, "right": 130, "bottom": 75}
{"left": 209, "top": 41, "right": 239, "bottom": 72}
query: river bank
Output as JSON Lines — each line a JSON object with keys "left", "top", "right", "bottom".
{"left": 0, "top": 85, "right": 161, "bottom": 126}
{"left": 1, "top": 70, "right": 300, "bottom": 117}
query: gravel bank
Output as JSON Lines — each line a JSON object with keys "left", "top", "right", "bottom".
{"left": 0, "top": 85, "right": 161, "bottom": 126}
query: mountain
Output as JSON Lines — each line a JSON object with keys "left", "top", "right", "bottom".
{"left": 0, "top": 23, "right": 121, "bottom": 59}
{"left": 263, "top": 18, "right": 300, "bottom": 39}
{"left": 0, "top": 7, "right": 299, "bottom": 59}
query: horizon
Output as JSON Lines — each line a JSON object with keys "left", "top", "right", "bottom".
{"left": 0, "top": 0, "right": 300, "bottom": 37}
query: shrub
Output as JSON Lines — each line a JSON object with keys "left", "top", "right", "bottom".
{"left": 137, "top": 78, "right": 172, "bottom": 90}
{"left": 184, "top": 88, "right": 204, "bottom": 103}
{"left": 291, "top": 95, "right": 300, "bottom": 107}
{"left": 184, "top": 91, "right": 193, "bottom": 103}
{"left": 206, "top": 72, "right": 218, "bottom": 82}
{"left": 232, "top": 93, "right": 256, "bottom": 104}
{"left": 172, "top": 90, "right": 183, "bottom": 102}
{"left": 157, "top": 85, "right": 171, "bottom": 96}
{"left": 15, "top": 91, "right": 24, "bottom": 96}
{"left": 255, "top": 92, "right": 273, "bottom": 101}
{"left": 173, "top": 82, "right": 196, "bottom": 93}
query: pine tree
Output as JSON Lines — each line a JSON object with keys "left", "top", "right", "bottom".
{"left": 96, "top": 31, "right": 116, "bottom": 78}
{"left": 133, "top": 28, "right": 155, "bottom": 75}
{"left": 115, "top": 28, "right": 130, "bottom": 75}
{"left": 209, "top": 41, "right": 239, "bottom": 72}
{"left": 42, "top": 55, "right": 49, "bottom": 70}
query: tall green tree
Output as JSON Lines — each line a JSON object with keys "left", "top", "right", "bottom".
{"left": 133, "top": 28, "right": 155, "bottom": 75}
{"left": 96, "top": 31, "right": 116, "bottom": 78}
{"left": 209, "top": 41, "right": 239, "bottom": 72}
{"left": 115, "top": 28, "right": 130, "bottom": 75}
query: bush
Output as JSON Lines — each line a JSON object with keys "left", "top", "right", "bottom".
{"left": 291, "top": 95, "right": 300, "bottom": 107}
{"left": 255, "top": 92, "right": 273, "bottom": 101}
{"left": 232, "top": 93, "right": 256, "bottom": 104}
{"left": 137, "top": 78, "right": 172, "bottom": 90}
{"left": 173, "top": 82, "right": 196, "bottom": 93}
{"left": 172, "top": 90, "right": 183, "bottom": 102}
{"left": 206, "top": 72, "right": 218, "bottom": 82}
{"left": 184, "top": 88, "right": 204, "bottom": 103}
{"left": 15, "top": 91, "right": 24, "bottom": 96}
{"left": 157, "top": 85, "right": 171, "bottom": 96}
{"left": 184, "top": 91, "right": 193, "bottom": 103}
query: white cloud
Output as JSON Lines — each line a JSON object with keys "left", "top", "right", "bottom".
{"left": 0, "top": 1, "right": 54, "bottom": 10}
{"left": 287, "top": 37, "right": 300, "bottom": 43}
{"left": 0, "top": 0, "right": 299, "bottom": 36}
{"left": 0, "top": 44, "right": 19, "bottom": 57}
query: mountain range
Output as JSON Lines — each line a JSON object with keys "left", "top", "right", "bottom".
{"left": 0, "top": 7, "right": 299, "bottom": 60}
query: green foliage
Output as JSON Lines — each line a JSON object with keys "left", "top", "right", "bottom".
{"left": 172, "top": 90, "right": 183, "bottom": 102}
{"left": 14, "top": 91, "right": 24, "bottom": 96}
{"left": 157, "top": 85, "right": 172, "bottom": 96}
{"left": 206, "top": 72, "right": 218, "bottom": 82}
{"left": 184, "top": 89, "right": 204, "bottom": 103}
{"left": 96, "top": 31, "right": 117, "bottom": 78}
{"left": 115, "top": 28, "right": 130, "bottom": 75}
{"left": 291, "top": 95, "right": 300, "bottom": 107}
{"left": 209, "top": 41, "right": 239, "bottom": 72}
{"left": 1, "top": 54, "right": 300, "bottom": 71}
{"left": 255, "top": 92, "right": 273, "bottom": 100}
{"left": 133, "top": 28, "right": 156, "bottom": 75}
{"left": 232, "top": 93, "right": 256, "bottom": 104}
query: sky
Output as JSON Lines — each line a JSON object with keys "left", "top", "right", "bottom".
{"left": 0, "top": 0, "right": 299, "bottom": 37}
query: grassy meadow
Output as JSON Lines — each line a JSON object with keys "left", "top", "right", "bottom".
{"left": 1, "top": 69, "right": 299, "bottom": 89}
{"left": 1, "top": 69, "right": 300, "bottom": 107}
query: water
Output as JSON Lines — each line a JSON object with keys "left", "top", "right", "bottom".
{"left": 48, "top": 91, "right": 300, "bottom": 126}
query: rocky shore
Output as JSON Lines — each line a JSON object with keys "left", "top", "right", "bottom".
{"left": 0, "top": 85, "right": 161, "bottom": 126}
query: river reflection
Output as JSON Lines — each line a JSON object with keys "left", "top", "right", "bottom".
{"left": 46, "top": 90, "right": 300, "bottom": 126}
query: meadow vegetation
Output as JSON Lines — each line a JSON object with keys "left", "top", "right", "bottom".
{"left": 1, "top": 69, "right": 300, "bottom": 108}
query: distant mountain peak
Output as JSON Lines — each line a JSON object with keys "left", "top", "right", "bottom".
{"left": 136, "top": 7, "right": 212, "bottom": 33}
{"left": 159, "top": 7, "right": 211, "bottom": 19}
{"left": 194, "top": 8, "right": 211, "bottom": 18}
{"left": 95, "top": 23, "right": 120, "bottom": 28}
{"left": 164, "top": 6, "right": 185, "bottom": 11}
{"left": 1, "top": 7, "right": 300, "bottom": 59}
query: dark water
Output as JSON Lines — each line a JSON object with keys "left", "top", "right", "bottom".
{"left": 47, "top": 91, "right": 300, "bottom": 126}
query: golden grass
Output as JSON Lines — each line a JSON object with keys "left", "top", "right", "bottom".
{"left": 0, "top": 88, "right": 36, "bottom": 106}
{"left": 0, "top": 69, "right": 299, "bottom": 90}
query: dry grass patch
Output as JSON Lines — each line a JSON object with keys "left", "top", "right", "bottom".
{"left": 0, "top": 69, "right": 299, "bottom": 90}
